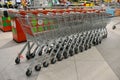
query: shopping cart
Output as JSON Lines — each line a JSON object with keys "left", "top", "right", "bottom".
{"left": 15, "top": 9, "right": 110, "bottom": 77}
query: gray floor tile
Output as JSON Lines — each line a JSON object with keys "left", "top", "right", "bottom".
{"left": 75, "top": 47, "right": 119, "bottom": 80}
{"left": 96, "top": 18, "right": 120, "bottom": 79}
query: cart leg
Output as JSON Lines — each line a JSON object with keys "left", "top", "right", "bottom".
{"left": 113, "top": 25, "right": 116, "bottom": 30}
{"left": 26, "top": 41, "right": 33, "bottom": 60}
{"left": 15, "top": 42, "right": 28, "bottom": 64}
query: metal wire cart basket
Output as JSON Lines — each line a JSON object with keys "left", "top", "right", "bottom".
{"left": 14, "top": 9, "right": 110, "bottom": 76}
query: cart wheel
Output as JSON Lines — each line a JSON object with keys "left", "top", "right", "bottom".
{"left": 113, "top": 26, "right": 116, "bottom": 30}
{"left": 69, "top": 49, "right": 73, "bottom": 56}
{"left": 26, "top": 69, "right": 32, "bottom": 77}
{"left": 26, "top": 54, "right": 31, "bottom": 60}
{"left": 99, "top": 40, "right": 102, "bottom": 44}
{"left": 43, "top": 62, "right": 49, "bottom": 67}
{"left": 92, "top": 41, "right": 95, "bottom": 45}
{"left": 60, "top": 47, "right": 63, "bottom": 51}
{"left": 96, "top": 41, "right": 99, "bottom": 45}
{"left": 63, "top": 51, "right": 68, "bottom": 59}
{"left": 88, "top": 44, "right": 92, "bottom": 49}
{"left": 38, "top": 51, "right": 42, "bottom": 56}
{"left": 85, "top": 45, "right": 88, "bottom": 50}
{"left": 79, "top": 46, "right": 83, "bottom": 52}
{"left": 93, "top": 41, "right": 97, "bottom": 45}
{"left": 35, "top": 64, "right": 41, "bottom": 71}
{"left": 30, "top": 53, "right": 35, "bottom": 58}
{"left": 15, "top": 57, "right": 20, "bottom": 64}
{"left": 51, "top": 58, "right": 56, "bottom": 64}
{"left": 80, "top": 48, "right": 84, "bottom": 52}
{"left": 74, "top": 48, "right": 78, "bottom": 54}
{"left": 57, "top": 53, "right": 63, "bottom": 61}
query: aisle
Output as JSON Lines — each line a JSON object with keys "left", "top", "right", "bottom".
{"left": 96, "top": 17, "right": 120, "bottom": 79}
{"left": 0, "top": 30, "right": 19, "bottom": 49}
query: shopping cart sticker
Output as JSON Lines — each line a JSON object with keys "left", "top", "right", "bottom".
{"left": 31, "top": 20, "right": 37, "bottom": 26}
{"left": 38, "top": 19, "right": 43, "bottom": 25}
{"left": 32, "top": 27, "right": 37, "bottom": 33}
{"left": 38, "top": 26, "right": 44, "bottom": 32}
{"left": 50, "top": 26, "right": 54, "bottom": 29}
{"left": 44, "top": 20, "right": 48, "bottom": 25}
{"left": 44, "top": 26, "right": 48, "bottom": 31}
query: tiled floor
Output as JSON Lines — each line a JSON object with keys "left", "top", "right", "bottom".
{"left": 0, "top": 17, "right": 120, "bottom": 80}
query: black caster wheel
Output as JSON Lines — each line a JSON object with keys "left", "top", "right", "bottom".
{"left": 80, "top": 48, "right": 84, "bottom": 52}
{"left": 43, "top": 62, "right": 49, "bottom": 67}
{"left": 38, "top": 51, "right": 42, "bottom": 56}
{"left": 69, "top": 50, "right": 74, "bottom": 56}
{"left": 74, "top": 48, "right": 78, "bottom": 54}
{"left": 96, "top": 41, "right": 99, "bottom": 45}
{"left": 30, "top": 53, "right": 35, "bottom": 58}
{"left": 79, "top": 46, "right": 83, "bottom": 52}
{"left": 85, "top": 45, "right": 88, "bottom": 50}
{"left": 88, "top": 44, "right": 92, "bottom": 49}
{"left": 60, "top": 47, "right": 63, "bottom": 51}
{"left": 63, "top": 51, "right": 68, "bottom": 59}
{"left": 15, "top": 57, "right": 20, "bottom": 64}
{"left": 99, "top": 40, "right": 102, "bottom": 44}
{"left": 26, "top": 54, "right": 31, "bottom": 60}
{"left": 35, "top": 64, "right": 41, "bottom": 71}
{"left": 57, "top": 53, "right": 63, "bottom": 61}
{"left": 92, "top": 41, "right": 96, "bottom": 46}
{"left": 94, "top": 41, "right": 97, "bottom": 45}
{"left": 54, "top": 49, "right": 57, "bottom": 53}
{"left": 26, "top": 69, "right": 32, "bottom": 77}
{"left": 112, "top": 26, "right": 116, "bottom": 30}
{"left": 51, "top": 58, "right": 56, "bottom": 64}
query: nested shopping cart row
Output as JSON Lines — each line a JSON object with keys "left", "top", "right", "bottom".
{"left": 14, "top": 9, "right": 110, "bottom": 77}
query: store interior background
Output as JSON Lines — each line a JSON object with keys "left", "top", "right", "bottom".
{"left": 0, "top": 0, "right": 120, "bottom": 7}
